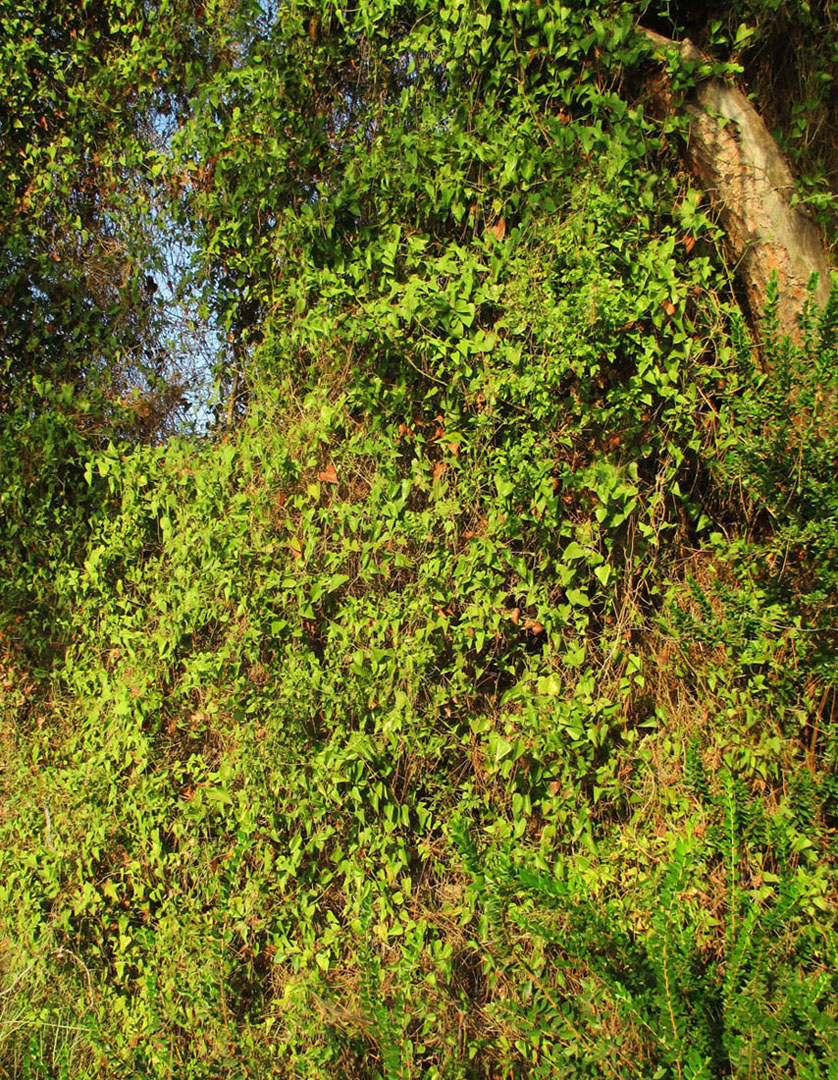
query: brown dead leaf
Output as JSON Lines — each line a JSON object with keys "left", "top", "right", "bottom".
{"left": 683, "top": 234, "right": 696, "bottom": 254}
{"left": 490, "top": 217, "right": 506, "bottom": 241}
{"left": 432, "top": 461, "right": 446, "bottom": 483}
{"left": 318, "top": 463, "right": 338, "bottom": 484}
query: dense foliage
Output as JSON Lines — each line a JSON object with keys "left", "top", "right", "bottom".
{"left": 2, "top": 2, "right": 837, "bottom": 1077}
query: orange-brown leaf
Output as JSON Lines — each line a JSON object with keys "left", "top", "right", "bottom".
{"left": 318, "top": 464, "right": 338, "bottom": 484}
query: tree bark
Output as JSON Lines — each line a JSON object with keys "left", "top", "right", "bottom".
{"left": 643, "top": 29, "right": 831, "bottom": 343}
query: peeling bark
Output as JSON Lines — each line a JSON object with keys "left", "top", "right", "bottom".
{"left": 643, "top": 29, "right": 831, "bottom": 342}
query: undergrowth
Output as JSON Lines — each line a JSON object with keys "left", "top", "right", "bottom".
{"left": 1, "top": 2, "right": 837, "bottom": 1077}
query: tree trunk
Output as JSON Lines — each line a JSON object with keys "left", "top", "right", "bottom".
{"left": 643, "top": 29, "right": 831, "bottom": 343}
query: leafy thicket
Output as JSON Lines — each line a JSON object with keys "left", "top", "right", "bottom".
{"left": 0, "top": 0, "right": 250, "bottom": 664}
{"left": 1, "top": 2, "right": 837, "bottom": 1078}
